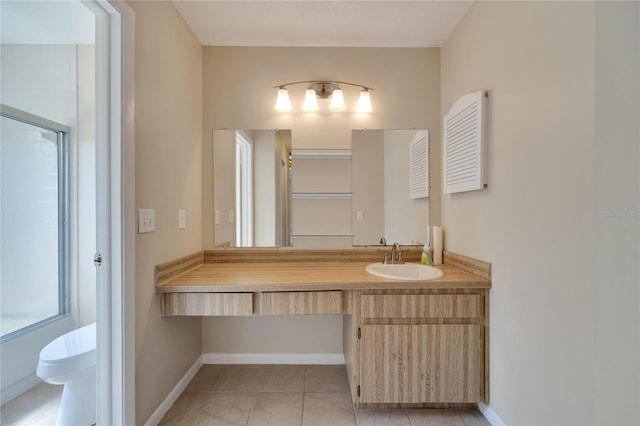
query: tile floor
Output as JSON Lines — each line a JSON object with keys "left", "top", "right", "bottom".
{"left": 159, "top": 364, "right": 491, "bottom": 426}
{"left": 0, "top": 365, "right": 491, "bottom": 426}
{"left": 0, "top": 382, "right": 61, "bottom": 426}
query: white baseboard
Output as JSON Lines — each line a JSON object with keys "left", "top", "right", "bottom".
{"left": 144, "top": 355, "right": 203, "bottom": 426}
{"left": 202, "top": 352, "right": 345, "bottom": 365}
{"left": 478, "top": 402, "right": 506, "bottom": 426}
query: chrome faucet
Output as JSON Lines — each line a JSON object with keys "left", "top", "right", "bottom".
{"left": 391, "top": 243, "right": 404, "bottom": 264}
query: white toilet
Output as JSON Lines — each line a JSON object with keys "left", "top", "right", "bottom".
{"left": 37, "top": 323, "right": 96, "bottom": 426}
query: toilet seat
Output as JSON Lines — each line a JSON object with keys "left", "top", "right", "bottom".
{"left": 37, "top": 323, "right": 96, "bottom": 382}
{"left": 36, "top": 323, "right": 97, "bottom": 425}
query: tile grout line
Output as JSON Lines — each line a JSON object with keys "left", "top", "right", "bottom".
{"left": 461, "top": 412, "right": 468, "bottom": 426}
{"left": 301, "top": 392, "right": 307, "bottom": 426}
{"left": 301, "top": 365, "right": 308, "bottom": 425}
{"left": 243, "top": 365, "right": 265, "bottom": 426}
{"left": 244, "top": 392, "right": 259, "bottom": 426}
{"left": 210, "top": 364, "right": 223, "bottom": 392}
{"left": 405, "top": 408, "right": 416, "bottom": 426}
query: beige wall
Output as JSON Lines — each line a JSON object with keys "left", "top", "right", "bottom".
{"left": 441, "top": 1, "right": 639, "bottom": 424}
{"left": 128, "top": 1, "right": 203, "bottom": 423}
{"left": 593, "top": 2, "right": 639, "bottom": 423}
{"left": 202, "top": 315, "right": 344, "bottom": 355}
{"left": 202, "top": 47, "right": 440, "bottom": 354}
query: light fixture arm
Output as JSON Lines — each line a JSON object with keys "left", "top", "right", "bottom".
{"left": 274, "top": 80, "right": 374, "bottom": 95}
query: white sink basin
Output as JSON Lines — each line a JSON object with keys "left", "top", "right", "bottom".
{"left": 365, "top": 262, "right": 444, "bottom": 281}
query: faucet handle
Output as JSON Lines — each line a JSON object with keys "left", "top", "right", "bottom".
{"left": 376, "top": 249, "right": 390, "bottom": 264}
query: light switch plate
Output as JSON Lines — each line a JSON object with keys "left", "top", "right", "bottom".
{"left": 178, "top": 210, "right": 186, "bottom": 229}
{"left": 138, "top": 209, "right": 155, "bottom": 233}
{"left": 356, "top": 210, "right": 364, "bottom": 221}
{"left": 215, "top": 210, "right": 220, "bottom": 225}
{"left": 228, "top": 210, "right": 235, "bottom": 223}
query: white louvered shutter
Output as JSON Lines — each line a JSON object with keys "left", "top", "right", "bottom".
{"left": 443, "top": 90, "right": 487, "bottom": 194}
{"left": 409, "top": 130, "right": 429, "bottom": 199}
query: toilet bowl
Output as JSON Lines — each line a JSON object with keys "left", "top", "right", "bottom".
{"left": 37, "top": 323, "right": 96, "bottom": 426}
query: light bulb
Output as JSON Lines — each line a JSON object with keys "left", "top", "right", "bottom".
{"left": 274, "top": 88, "right": 292, "bottom": 112}
{"left": 356, "top": 89, "right": 372, "bottom": 113}
{"left": 329, "top": 88, "right": 346, "bottom": 112}
{"left": 302, "top": 88, "right": 319, "bottom": 112}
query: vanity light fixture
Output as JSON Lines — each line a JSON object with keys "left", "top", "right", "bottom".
{"left": 329, "top": 87, "right": 345, "bottom": 112}
{"left": 356, "top": 89, "right": 372, "bottom": 113}
{"left": 273, "top": 80, "right": 373, "bottom": 113}
{"left": 302, "top": 88, "right": 320, "bottom": 112}
{"left": 274, "top": 88, "right": 292, "bottom": 112}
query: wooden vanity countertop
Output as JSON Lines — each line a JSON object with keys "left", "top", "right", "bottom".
{"left": 155, "top": 261, "right": 490, "bottom": 293}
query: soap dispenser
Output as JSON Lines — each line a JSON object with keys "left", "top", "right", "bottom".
{"left": 421, "top": 243, "right": 433, "bottom": 265}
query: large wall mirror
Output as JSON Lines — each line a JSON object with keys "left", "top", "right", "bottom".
{"left": 212, "top": 129, "right": 292, "bottom": 247}
{"left": 352, "top": 129, "right": 430, "bottom": 246}
{"left": 211, "top": 128, "right": 433, "bottom": 248}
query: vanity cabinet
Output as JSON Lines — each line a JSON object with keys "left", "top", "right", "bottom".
{"left": 346, "top": 289, "right": 488, "bottom": 406}
{"left": 155, "top": 249, "right": 491, "bottom": 406}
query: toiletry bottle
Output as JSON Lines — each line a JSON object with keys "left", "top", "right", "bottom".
{"left": 421, "top": 244, "right": 433, "bottom": 265}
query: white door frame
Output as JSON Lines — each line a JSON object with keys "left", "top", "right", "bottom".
{"left": 84, "top": 0, "right": 135, "bottom": 424}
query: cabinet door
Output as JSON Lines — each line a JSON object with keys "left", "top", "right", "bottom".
{"left": 360, "top": 324, "right": 482, "bottom": 403}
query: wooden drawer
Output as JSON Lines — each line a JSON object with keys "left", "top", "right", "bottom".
{"left": 259, "top": 291, "right": 343, "bottom": 315}
{"left": 361, "top": 294, "right": 481, "bottom": 319}
{"left": 160, "top": 293, "right": 253, "bottom": 316}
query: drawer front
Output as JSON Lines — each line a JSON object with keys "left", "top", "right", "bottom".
{"left": 361, "top": 294, "right": 481, "bottom": 319}
{"left": 359, "top": 324, "right": 483, "bottom": 403}
{"left": 260, "top": 291, "right": 343, "bottom": 315}
{"left": 161, "top": 293, "right": 253, "bottom": 316}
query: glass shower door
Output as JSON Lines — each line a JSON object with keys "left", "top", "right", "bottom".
{"left": 0, "top": 110, "right": 69, "bottom": 341}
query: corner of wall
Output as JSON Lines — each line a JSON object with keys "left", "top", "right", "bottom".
{"left": 129, "top": 1, "right": 204, "bottom": 423}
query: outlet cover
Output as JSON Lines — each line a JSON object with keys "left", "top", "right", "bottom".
{"left": 178, "top": 210, "right": 186, "bottom": 229}
{"left": 138, "top": 209, "right": 155, "bottom": 233}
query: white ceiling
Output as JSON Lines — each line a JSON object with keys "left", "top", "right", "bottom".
{"left": 0, "top": 1, "right": 95, "bottom": 44}
{"left": 172, "top": 1, "right": 474, "bottom": 47}
{"left": 0, "top": 1, "right": 472, "bottom": 47}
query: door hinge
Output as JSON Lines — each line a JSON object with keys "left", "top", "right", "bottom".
{"left": 94, "top": 253, "right": 103, "bottom": 267}
{"left": 357, "top": 327, "right": 361, "bottom": 339}
{"left": 357, "top": 385, "right": 360, "bottom": 397}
